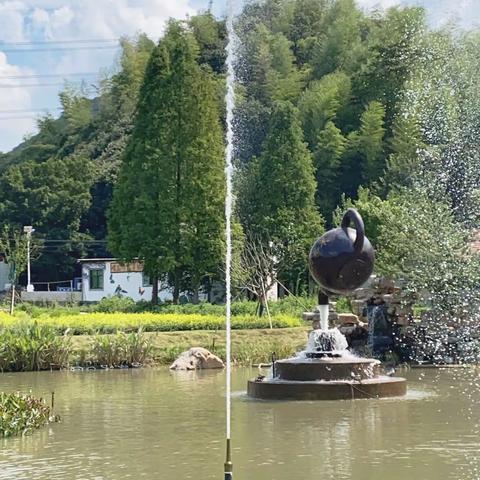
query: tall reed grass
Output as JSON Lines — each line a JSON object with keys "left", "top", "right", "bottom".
{"left": 0, "top": 322, "right": 71, "bottom": 372}
{"left": 89, "top": 329, "right": 153, "bottom": 368}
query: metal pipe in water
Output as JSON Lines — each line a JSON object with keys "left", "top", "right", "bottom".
{"left": 224, "top": 438, "right": 233, "bottom": 480}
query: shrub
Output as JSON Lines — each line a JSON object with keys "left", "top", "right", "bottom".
{"left": 0, "top": 393, "right": 53, "bottom": 437}
{"left": 335, "top": 297, "right": 352, "bottom": 313}
{"left": 94, "top": 296, "right": 136, "bottom": 313}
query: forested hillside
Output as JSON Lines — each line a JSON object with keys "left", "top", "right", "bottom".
{"left": 1, "top": 0, "right": 479, "bottom": 303}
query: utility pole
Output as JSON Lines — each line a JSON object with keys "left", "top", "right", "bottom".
{"left": 23, "top": 225, "right": 35, "bottom": 292}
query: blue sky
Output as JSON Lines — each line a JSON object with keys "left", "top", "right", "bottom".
{"left": 0, "top": 0, "right": 478, "bottom": 152}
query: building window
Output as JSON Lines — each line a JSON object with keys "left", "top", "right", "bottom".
{"left": 89, "top": 269, "right": 104, "bottom": 290}
{"left": 142, "top": 272, "right": 153, "bottom": 287}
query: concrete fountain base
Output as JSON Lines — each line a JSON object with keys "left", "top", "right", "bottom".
{"left": 247, "top": 357, "right": 407, "bottom": 400}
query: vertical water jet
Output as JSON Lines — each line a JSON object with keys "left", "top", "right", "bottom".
{"left": 224, "top": 0, "right": 237, "bottom": 478}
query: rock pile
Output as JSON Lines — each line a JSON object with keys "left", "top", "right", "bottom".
{"left": 348, "top": 276, "right": 415, "bottom": 328}
{"left": 170, "top": 347, "right": 224, "bottom": 371}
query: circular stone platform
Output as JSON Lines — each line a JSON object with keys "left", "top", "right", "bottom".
{"left": 248, "top": 357, "right": 407, "bottom": 400}
{"left": 275, "top": 357, "right": 380, "bottom": 381}
{"left": 247, "top": 376, "right": 407, "bottom": 400}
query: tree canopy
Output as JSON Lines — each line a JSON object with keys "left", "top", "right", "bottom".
{"left": 108, "top": 21, "right": 225, "bottom": 303}
{"left": 0, "top": 1, "right": 478, "bottom": 305}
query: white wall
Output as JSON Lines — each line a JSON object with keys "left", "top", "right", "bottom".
{"left": 0, "top": 261, "right": 10, "bottom": 291}
{"left": 22, "top": 291, "right": 82, "bottom": 303}
{"left": 81, "top": 262, "right": 173, "bottom": 303}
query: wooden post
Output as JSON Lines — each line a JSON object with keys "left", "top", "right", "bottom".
{"left": 261, "top": 280, "right": 272, "bottom": 329}
{"left": 9, "top": 284, "right": 15, "bottom": 315}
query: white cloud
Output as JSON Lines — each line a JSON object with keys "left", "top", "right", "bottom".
{"left": 26, "top": 0, "right": 195, "bottom": 41}
{"left": 0, "top": 0, "right": 197, "bottom": 151}
{"left": 0, "top": 52, "right": 36, "bottom": 152}
{"left": 0, "top": 1, "right": 27, "bottom": 42}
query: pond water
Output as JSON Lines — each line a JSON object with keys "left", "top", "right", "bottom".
{"left": 0, "top": 367, "right": 478, "bottom": 480}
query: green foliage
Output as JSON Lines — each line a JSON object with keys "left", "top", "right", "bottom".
{"left": 190, "top": 13, "right": 227, "bottom": 73}
{"left": 337, "top": 186, "right": 480, "bottom": 314}
{"left": 335, "top": 296, "right": 352, "bottom": 313}
{"left": 0, "top": 322, "right": 72, "bottom": 372}
{"left": 310, "top": 0, "right": 365, "bottom": 77}
{"left": 374, "top": 189, "right": 479, "bottom": 312}
{"left": 90, "top": 329, "right": 153, "bottom": 367}
{"left": 0, "top": 1, "right": 476, "bottom": 306}
{"left": 298, "top": 72, "right": 352, "bottom": 147}
{"left": 0, "top": 154, "right": 95, "bottom": 280}
{"left": 95, "top": 296, "right": 136, "bottom": 313}
{"left": 0, "top": 226, "right": 39, "bottom": 284}
{"left": 108, "top": 21, "right": 225, "bottom": 302}
{"left": 314, "top": 121, "right": 347, "bottom": 216}
{"left": 238, "top": 101, "right": 324, "bottom": 286}
{"left": 356, "top": 101, "right": 386, "bottom": 181}
{"left": 0, "top": 393, "right": 53, "bottom": 437}
{"left": 0, "top": 313, "right": 302, "bottom": 335}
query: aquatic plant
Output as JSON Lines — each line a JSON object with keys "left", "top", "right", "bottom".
{"left": 0, "top": 323, "right": 72, "bottom": 372}
{"left": 90, "top": 329, "right": 153, "bottom": 368}
{"left": 0, "top": 392, "right": 53, "bottom": 437}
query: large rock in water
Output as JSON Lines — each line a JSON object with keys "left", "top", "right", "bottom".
{"left": 170, "top": 347, "right": 225, "bottom": 371}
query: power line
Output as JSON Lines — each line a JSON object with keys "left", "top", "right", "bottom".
{"left": 0, "top": 72, "right": 99, "bottom": 80}
{"left": 0, "top": 82, "right": 95, "bottom": 89}
{"left": 1, "top": 45, "right": 120, "bottom": 53}
{"left": 0, "top": 115, "right": 41, "bottom": 120}
{"left": 0, "top": 38, "right": 119, "bottom": 46}
{"left": 0, "top": 107, "right": 61, "bottom": 114}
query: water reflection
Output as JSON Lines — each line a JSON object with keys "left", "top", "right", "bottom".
{"left": 0, "top": 368, "right": 477, "bottom": 479}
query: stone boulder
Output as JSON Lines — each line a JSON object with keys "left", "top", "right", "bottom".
{"left": 337, "top": 313, "right": 363, "bottom": 325}
{"left": 170, "top": 347, "right": 225, "bottom": 371}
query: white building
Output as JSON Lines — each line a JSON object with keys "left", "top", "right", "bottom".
{"left": 79, "top": 258, "right": 173, "bottom": 303}
{"left": 0, "top": 258, "right": 10, "bottom": 292}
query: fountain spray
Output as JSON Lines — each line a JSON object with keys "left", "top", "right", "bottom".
{"left": 224, "top": 0, "right": 236, "bottom": 478}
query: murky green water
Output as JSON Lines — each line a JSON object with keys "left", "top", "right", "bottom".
{"left": 0, "top": 367, "right": 478, "bottom": 480}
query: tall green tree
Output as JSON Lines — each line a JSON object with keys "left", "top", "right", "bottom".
{"left": 0, "top": 155, "right": 94, "bottom": 280}
{"left": 108, "top": 21, "right": 225, "bottom": 304}
{"left": 238, "top": 101, "right": 324, "bottom": 290}
{"left": 314, "top": 120, "right": 347, "bottom": 218}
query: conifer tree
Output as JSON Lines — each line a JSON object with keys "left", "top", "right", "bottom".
{"left": 238, "top": 101, "right": 324, "bottom": 288}
{"left": 357, "top": 101, "right": 386, "bottom": 181}
{"left": 108, "top": 21, "right": 225, "bottom": 303}
{"left": 315, "top": 120, "right": 347, "bottom": 219}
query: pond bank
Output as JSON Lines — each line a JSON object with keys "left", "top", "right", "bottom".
{"left": 70, "top": 327, "right": 310, "bottom": 367}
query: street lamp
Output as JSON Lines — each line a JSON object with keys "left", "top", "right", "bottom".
{"left": 23, "top": 226, "right": 35, "bottom": 292}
